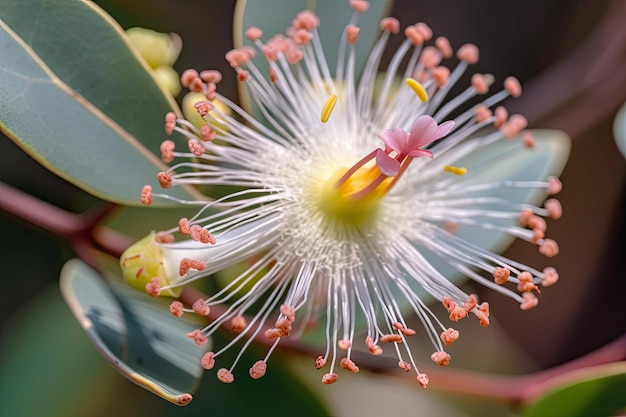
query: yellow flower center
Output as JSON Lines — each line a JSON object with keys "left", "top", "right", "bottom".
{"left": 316, "top": 163, "right": 392, "bottom": 228}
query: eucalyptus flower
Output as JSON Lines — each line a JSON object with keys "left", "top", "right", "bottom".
{"left": 121, "top": 0, "right": 566, "bottom": 387}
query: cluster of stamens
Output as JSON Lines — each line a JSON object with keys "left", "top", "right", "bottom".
{"left": 124, "top": 0, "right": 567, "bottom": 390}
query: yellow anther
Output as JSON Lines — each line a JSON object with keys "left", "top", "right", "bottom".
{"left": 321, "top": 94, "right": 338, "bottom": 123}
{"left": 405, "top": 78, "right": 428, "bottom": 102}
{"left": 444, "top": 165, "right": 468, "bottom": 175}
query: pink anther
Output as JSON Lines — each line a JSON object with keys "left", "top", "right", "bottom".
{"left": 435, "top": 36, "right": 453, "bottom": 58}
{"left": 180, "top": 69, "right": 199, "bottom": 88}
{"left": 201, "top": 351, "right": 215, "bottom": 370}
{"left": 237, "top": 70, "right": 249, "bottom": 81}
{"left": 520, "top": 292, "right": 539, "bottom": 310}
{"left": 187, "top": 139, "right": 205, "bottom": 157}
{"left": 528, "top": 215, "right": 547, "bottom": 232}
{"left": 398, "top": 360, "right": 412, "bottom": 372}
{"left": 547, "top": 176, "right": 562, "bottom": 195}
{"left": 192, "top": 298, "right": 211, "bottom": 316}
{"left": 440, "top": 328, "right": 460, "bottom": 345}
{"left": 160, "top": 140, "right": 175, "bottom": 163}
{"left": 200, "top": 70, "right": 222, "bottom": 83}
{"left": 140, "top": 185, "right": 152, "bottom": 205}
{"left": 457, "top": 44, "right": 479, "bottom": 64}
{"left": 292, "top": 10, "right": 320, "bottom": 30}
{"left": 542, "top": 267, "right": 559, "bottom": 287}
{"left": 474, "top": 105, "right": 492, "bottom": 122}
{"left": 193, "top": 101, "right": 213, "bottom": 118}
{"left": 338, "top": 340, "right": 351, "bottom": 350}
{"left": 264, "top": 328, "right": 285, "bottom": 339}
{"left": 494, "top": 106, "right": 508, "bottom": 128}
{"left": 230, "top": 315, "right": 247, "bottom": 333}
{"left": 517, "top": 272, "right": 538, "bottom": 293}
{"left": 322, "top": 373, "right": 338, "bottom": 385}
{"left": 471, "top": 73, "right": 489, "bottom": 94}
{"left": 179, "top": 258, "right": 192, "bottom": 276}
{"left": 493, "top": 267, "right": 510, "bottom": 285}
{"left": 442, "top": 295, "right": 456, "bottom": 312}
{"left": 249, "top": 360, "right": 267, "bottom": 379}
{"left": 178, "top": 217, "right": 191, "bottom": 235}
{"left": 414, "top": 22, "right": 433, "bottom": 41}
{"left": 280, "top": 304, "right": 296, "bottom": 322}
{"left": 349, "top": 0, "right": 369, "bottom": 12}
{"left": 199, "top": 125, "right": 216, "bottom": 142}
{"left": 169, "top": 301, "right": 184, "bottom": 317}
{"left": 164, "top": 112, "right": 177, "bottom": 135}
{"left": 156, "top": 231, "right": 175, "bottom": 244}
{"left": 217, "top": 368, "right": 234, "bottom": 383}
{"left": 365, "top": 336, "right": 383, "bottom": 355}
{"left": 404, "top": 25, "right": 424, "bottom": 46}
{"left": 188, "top": 76, "right": 203, "bottom": 93}
{"left": 531, "top": 228, "right": 545, "bottom": 244}
{"left": 519, "top": 208, "right": 533, "bottom": 226}
{"left": 431, "top": 351, "right": 451, "bottom": 366}
{"left": 145, "top": 277, "right": 161, "bottom": 297}
{"left": 291, "top": 28, "right": 313, "bottom": 46}
{"left": 315, "top": 355, "right": 326, "bottom": 369}
{"left": 245, "top": 26, "right": 263, "bottom": 41}
{"left": 477, "top": 310, "right": 490, "bottom": 327}
{"left": 544, "top": 198, "right": 562, "bottom": 219}
{"left": 393, "top": 322, "right": 416, "bottom": 336}
{"left": 380, "top": 334, "right": 403, "bottom": 343}
{"left": 416, "top": 373, "right": 429, "bottom": 388}
{"left": 379, "top": 17, "right": 400, "bottom": 34}
{"left": 157, "top": 171, "right": 172, "bottom": 188}
{"left": 346, "top": 25, "right": 360, "bottom": 44}
{"left": 274, "top": 317, "right": 292, "bottom": 336}
{"left": 449, "top": 306, "right": 468, "bottom": 321}
{"left": 420, "top": 46, "right": 441, "bottom": 69}
{"left": 340, "top": 357, "right": 360, "bottom": 373}
{"left": 539, "top": 239, "right": 559, "bottom": 257}
{"left": 186, "top": 329, "right": 208, "bottom": 346}
{"left": 504, "top": 76, "right": 522, "bottom": 97}
{"left": 464, "top": 294, "right": 478, "bottom": 312}
{"left": 432, "top": 66, "right": 450, "bottom": 87}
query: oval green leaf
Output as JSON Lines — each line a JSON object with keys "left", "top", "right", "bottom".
{"left": 0, "top": 0, "right": 201, "bottom": 205}
{"left": 60, "top": 258, "right": 209, "bottom": 405}
{"left": 523, "top": 362, "right": 626, "bottom": 417}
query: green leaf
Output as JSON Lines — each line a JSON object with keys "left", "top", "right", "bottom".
{"left": 523, "top": 363, "right": 626, "bottom": 417}
{"left": 60, "top": 258, "right": 208, "bottom": 406}
{"left": 0, "top": 0, "right": 201, "bottom": 205}
{"left": 233, "top": 0, "right": 393, "bottom": 114}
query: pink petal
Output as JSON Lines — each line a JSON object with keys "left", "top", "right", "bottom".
{"left": 408, "top": 149, "right": 433, "bottom": 158}
{"left": 433, "top": 120, "right": 455, "bottom": 140}
{"left": 375, "top": 149, "right": 401, "bottom": 176}
{"left": 408, "top": 115, "right": 438, "bottom": 149}
{"left": 378, "top": 128, "right": 409, "bottom": 153}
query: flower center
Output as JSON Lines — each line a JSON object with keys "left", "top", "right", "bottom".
{"left": 317, "top": 162, "right": 392, "bottom": 227}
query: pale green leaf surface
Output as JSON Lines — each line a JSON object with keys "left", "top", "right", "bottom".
{"left": 60, "top": 258, "right": 208, "bottom": 406}
{"left": 523, "top": 363, "right": 626, "bottom": 417}
{"left": 0, "top": 0, "right": 199, "bottom": 205}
